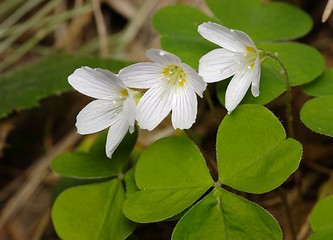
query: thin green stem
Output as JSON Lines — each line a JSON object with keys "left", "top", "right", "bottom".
{"left": 263, "top": 51, "right": 295, "bottom": 138}
{"left": 204, "top": 89, "right": 215, "bottom": 112}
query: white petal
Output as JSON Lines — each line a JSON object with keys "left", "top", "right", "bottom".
{"left": 251, "top": 58, "right": 261, "bottom": 97}
{"left": 118, "top": 62, "right": 164, "bottom": 89}
{"left": 105, "top": 119, "right": 129, "bottom": 158}
{"left": 198, "top": 48, "right": 244, "bottom": 83}
{"left": 225, "top": 70, "right": 253, "bottom": 113}
{"left": 122, "top": 94, "right": 136, "bottom": 131}
{"left": 136, "top": 81, "right": 173, "bottom": 131}
{"left": 76, "top": 99, "right": 122, "bottom": 134}
{"left": 146, "top": 48, "right": 181, "bottom": 65}
{"left": 171, "top": 86, "right": 198, "bottom": 129}
{"left": 198, "top": 22, "right": 246, "bottom": 52}
{"left": 181, "top": 63, "right": 207, "bottom": 97}
{"left": 233, "top": 29, "right": 257, "bottom": 50}
{"left": 68, "top": 67, "right": 125, "bottom": 100}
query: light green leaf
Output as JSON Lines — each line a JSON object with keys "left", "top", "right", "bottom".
{"left": 51, "top": 129, "right": 138, "bottom": 178}
{"left": 52, "top": 179, "right": 135, "bottom": 240}
{"left": 152, "top": 4, "right": 215, "bottom": 69}
{"left": 124, "top": 167, "right": 139, "bottom": 197}
{"left": 51, "top": 151, "right": 118, "bottom": 179}
{"left": 172, "top": 188, "right": 282, "bottom": 240}
{"left": 217, "top": 105, "right": 302, "bottom": 193}
{"left": 123, "top": 136, "right": 213, "bottom": 223}
{"left": 0, "top": 54, "right": 130, "bottom": 118}
{"left": 309, "top": 195, "right": 333, "bottom": 239}
{"left": 303, "top": 68, "right": 333, "bottom": 97}
{"left": 205, "top": 0, "right": 312, "bottom": 42}
{"left": 309, "top": 229, "right": 333, "bottom": 240}
{"left": 259, "top": 42, "right": 324, "bottom": 86}
{"left": 300, "top": 96, "right": 333, "bottom": 137}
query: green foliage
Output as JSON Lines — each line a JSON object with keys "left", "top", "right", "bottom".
{"left": 123, "top": 136, "right": 213, "bottom": 223}
{"left": 52, "top": 179, "right": 135, "bottom": 240}
{"left": 217, "top": 105, "right": 302, "bottom": 193}
{"left": 123, "top": 106, "right": 301, "bottom": 238}
{"left": 258, "top": 43, "right": 324, "bottom": 86}
{"left": 0, "top": 54, "right": 130, "bottom": 119}
{"left": 300, "top": 96, "right": 333, "bottom": 137}
{"left": 172, "top": 188, "right": 282, "bottom": 240}
{"left": 309, "top": 195, "right": 333, "bottom": 239}
{"left": 52, "top": 129, "right": 138, "bottom": 178}
{"left": 205, "top": 0, "right": 312, "bottom": 42}
{"left": 52, "top": 129, "right": 138, "bottom": 238}
{"left": 152, "top": 4, "right": 215, "bottom": 69}
{"left": 303, "top": 68, "right": 333, "bottom": 96}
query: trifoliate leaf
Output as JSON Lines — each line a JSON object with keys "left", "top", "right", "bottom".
{"left": 172, "top": 188, "right": 282, "bottom": 240}
{"left": 123, "top": 136, "right": 213, "bottom": 223}
{"left": 217, "top": 105, "right": 302, "bottom": 193}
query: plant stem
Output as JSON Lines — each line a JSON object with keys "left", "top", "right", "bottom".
{"left": 263, "top": 51, "right": 295, "bottom": 138}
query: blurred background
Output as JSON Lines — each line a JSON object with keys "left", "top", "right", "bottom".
{"left": 0, "top": 0, "right": 332, "bottom": 239}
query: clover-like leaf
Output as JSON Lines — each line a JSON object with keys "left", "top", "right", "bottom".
{"left": 123, "top": 136, "right": 214, "bottom": 223}
{"left": 303, "top": 68, "right": 333, "bottom": 97}
{"left": 51, "top": 129, "right": 137, "bottom": 178}
{"left": 0, "top": 54, "right": 130, "bottom": 119}
{"left": 309, "top": 195, "right": 333, "bottom": 240}
{"left": 301, "top": 96, "right": 333, "bottom": 137}
{"left": 172, "top": 187, "right": 282, "bottom": 240}
{"left": 205, "top": 0, "right": 312, "bottom": 42}
{"left": 217, "top": 105, "right": 302, "bottom": 194}
{"left": 52, "top": 179, "right": 135, "bottom": 240}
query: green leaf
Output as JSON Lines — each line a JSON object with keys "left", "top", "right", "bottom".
{"left": 51, "top": 152, "right": 118, "bottom": 179}
{"left": 152, "top": 4, "right": 215, "bottom": 69}
{"left": 124, "top": 167, "right": 139, "bottom": 197}
{"left": 51, "top": 129, "right": 138, "bottom": 179}
{"left": 0, "top": 54, "right": 131, "bottom": 118}
{"left": 52, "top": 179, "right": 135, "bottom": 240}
{"left": 259, "top": 42, "right": 325, "bottom": 86}
{"left": 309, "top": 195, "right": 333, "bottom": 239}
{"left": 301, "top": 96, "right": 333, "bottom": 137}
{"left": 172, "top": 188, "right": 282, "bottom": 240}
{"left": 303, "top": 68, "right": 333, "bottom": 97}
{"left": 217, "top": 105, "right": 302, "bottom": 193}
{"left": 205, "top": 0, "right": 312, "bottom": 42}
{"left": 123, "top": 136, "right": 213, "bottom": 223}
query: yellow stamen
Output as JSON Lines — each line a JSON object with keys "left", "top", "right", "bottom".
{"left": 120, "top": 88, "right": 128, "bottom": 97}
{"left": 162, "top": 64, "right": 186, "bottom": 87}
{"left": 245, "top": 46, "right": 256, "bottom": 53}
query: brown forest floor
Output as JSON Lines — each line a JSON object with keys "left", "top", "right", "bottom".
{"left": 0, "top": 0, "right": 333, "bottom": 239}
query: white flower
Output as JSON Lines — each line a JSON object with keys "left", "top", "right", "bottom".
{"left": 68, "top": 67, "right": 136, "bottom": 158}
{"left": 198, "top": 22, "right": 261, "bottom": 113}
{"left": 119, "top": 49, "right": 207, "bottom": 131}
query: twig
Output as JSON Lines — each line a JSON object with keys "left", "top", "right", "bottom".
{"left": 0, "top": 129, "right": 80, "bottom": 229}
{"left": 92, "top": 0, "right": 109, "bottom": 56}
{"left": 322, "top": 0, "right": 333, "bottom": 22}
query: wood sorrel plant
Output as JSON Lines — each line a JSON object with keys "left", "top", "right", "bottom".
{"left": 51, "top": 0, "right": 333, "bottom": 239}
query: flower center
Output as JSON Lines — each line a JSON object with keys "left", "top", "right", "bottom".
{"left": 120, "top": 88, "right": 129, "bottom": 97}
{"left": 244, "top": 46, "right": 259, "bottom": 70}
{"left": 163, "top": 64, "right": 186, "bottom": 87}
